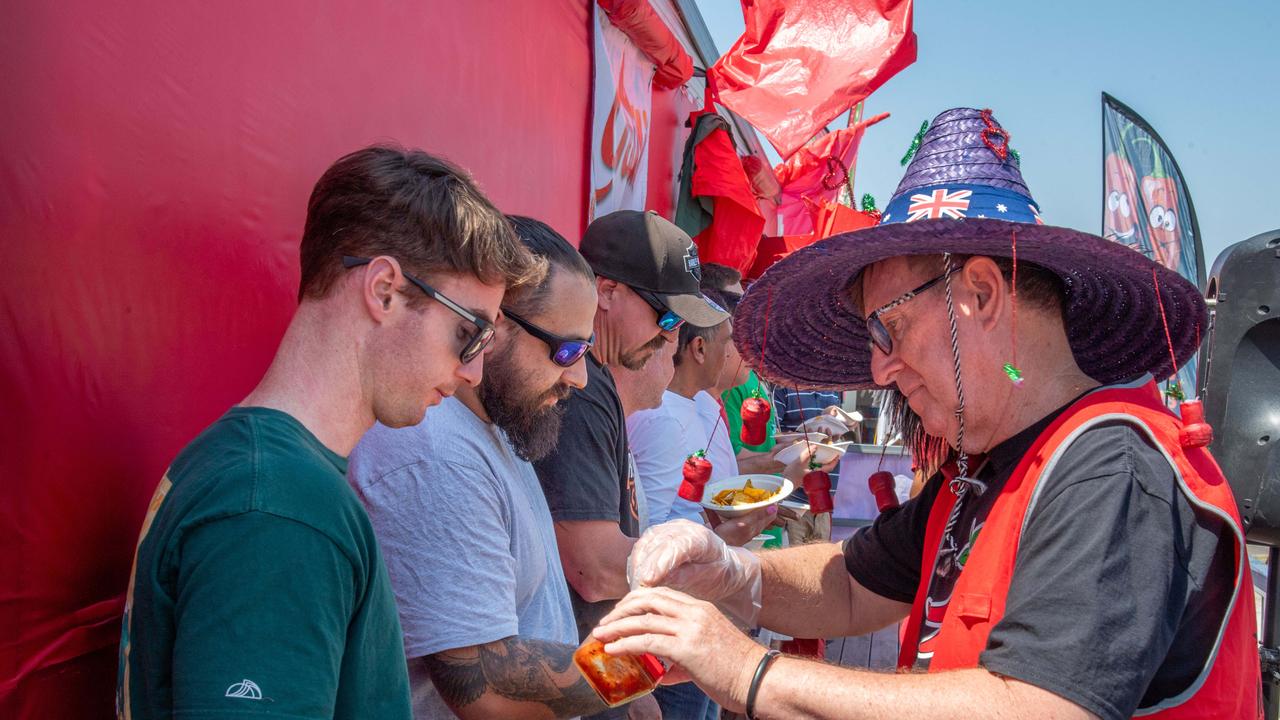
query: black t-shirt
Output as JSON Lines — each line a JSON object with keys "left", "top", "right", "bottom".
{"left": 844, "top": 398, "right": 1234, "bottom": 720}
{"left": 534, "top": 354, "right": 640, "bottom": 640}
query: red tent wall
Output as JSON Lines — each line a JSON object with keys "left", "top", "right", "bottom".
{"left": 0, "top": 2, "right": 592, "bottom": 716}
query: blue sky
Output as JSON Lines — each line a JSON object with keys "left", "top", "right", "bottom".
{"left": 693, "top": 0, "right": 1279, "bottom": 270}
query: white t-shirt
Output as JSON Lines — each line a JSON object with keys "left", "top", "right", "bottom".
{"left": 694, "top": 390, "right": 739, "bottom": 481}
{"left": 626, "top": 390, "right": 711, "bottom": 526}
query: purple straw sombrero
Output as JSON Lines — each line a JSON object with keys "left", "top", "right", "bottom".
{"left": 734, "top": 107, "right": 1206, "bottom": 390}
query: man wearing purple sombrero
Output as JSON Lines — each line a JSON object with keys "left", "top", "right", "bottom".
{"left": 590, "top": 108, "right": 1260, "bottom": 719}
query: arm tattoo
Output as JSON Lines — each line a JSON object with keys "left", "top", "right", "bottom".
{"left": 419, "top": 636, "right": 608, "bottom": 717}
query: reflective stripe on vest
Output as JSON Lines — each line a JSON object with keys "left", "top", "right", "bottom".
{"left": 897, "top": 379, "right": 1260, "bottom": 719}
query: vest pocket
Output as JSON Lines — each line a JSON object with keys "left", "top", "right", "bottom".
{"left": 955, "top": 593, "right": 991, "bottom": 624}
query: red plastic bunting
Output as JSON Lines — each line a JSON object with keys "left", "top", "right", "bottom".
{"left": 690, "top": 124, "right": 767, "bottom": 275}
{"left": 597, "top": 0, "right": 694, "bottom": 90}
{"left": 709, "top": 0, "right": 916, "bottom": 158}
{"left": 746, "top": 203, "right": 877, "bottom": 281}
{"left": 776, "top": 111, "right": 888, "bottom": 235}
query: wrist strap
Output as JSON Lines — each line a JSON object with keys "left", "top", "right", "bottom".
{"left": 745, "top": 649, "right": 780, "bottom": 719}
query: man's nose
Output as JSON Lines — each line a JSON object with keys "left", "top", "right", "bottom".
{"left": 457, "top": 354, "right": 484, "bottom": 388}
{"left": 563, "top": 358, "right": 589, "bottom": 390}
{"left": 869, "top": 344, "right": 902, "bottom": 388}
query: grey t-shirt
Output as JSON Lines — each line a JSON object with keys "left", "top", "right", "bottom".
{"left": 349, "top": 397, "right": 578, "bottom": 719}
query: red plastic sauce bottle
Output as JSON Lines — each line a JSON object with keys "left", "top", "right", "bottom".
{"left": 574, "top": 636, "right": 665, "bottom": 708}
{"left": 740, "top": 394, "right": 772, "bottom": 446}
{"left": 802, "top": 469, "right": 833, "bottom": 513}
{"left": 678, "top": 453, "right": 712, "bottom": 502}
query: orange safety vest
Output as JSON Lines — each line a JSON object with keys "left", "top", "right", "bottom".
{"left": 898, "top": 380, "right": 1261, "bottom": 718}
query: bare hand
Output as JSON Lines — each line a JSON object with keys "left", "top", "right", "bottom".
{"left": 707, "top": 505, "right": 778, "bottom": 546}
{"left": 796, "top": 414, "right": 850, "bottom": 438}
{"left": 625, "top": 691, "right": 662, "bottom": 720}
{"left": 594, "top": 587, "right": 766, "bottom": 713}
{"left": 735, "top": 447, "right": 786, "bottom": 475}
{"left": 781, "top": 445, "right": 840, "bottom": 485}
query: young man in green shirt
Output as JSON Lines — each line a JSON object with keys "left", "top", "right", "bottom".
{"left": 116, "top": 146, "right": 544, "bottom": 719}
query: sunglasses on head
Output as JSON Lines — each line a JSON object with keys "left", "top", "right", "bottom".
{"left": 632, "top": 288, "right": 685, "bottom": 332}
{"left": 342, "top": 256, "right": 495, "bottom": 364}
{"left": 865, "top": 265, "right": 959, "bottom": 356}
{"left": 501, "top": 308, "right": 595, "bottom": 367}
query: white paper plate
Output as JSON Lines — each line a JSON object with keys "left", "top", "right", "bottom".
{"left": 772, "top": 439, "right": 848, "bottom": 467}
{"left": 700, "top": 474, "right": 794, "bottom": 518}
{"left": 772, "top": 431, "right": 825, "bottom": 446}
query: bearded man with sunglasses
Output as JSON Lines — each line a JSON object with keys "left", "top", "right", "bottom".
{"left": 349, "top": 216, "right": 623, "bottom": 720}
{"left": 116, "top": 146, "right": 543, "bottom": 720}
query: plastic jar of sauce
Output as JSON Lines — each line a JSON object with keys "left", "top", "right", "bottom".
{"left": 573, "top": 636, "right": 665, "bottom": 707}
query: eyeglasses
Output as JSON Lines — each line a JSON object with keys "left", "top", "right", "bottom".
{"left": 501, "top": 308, "right": 595, "bottom": 367}
{"left": 632, "top": 288, "right": 685, "bottom": 332}
{"left": 865, "top": 266, "right": 959, "bottom": 356}
{"left": 342, "top": 256, "right": 495, "bottom": 363}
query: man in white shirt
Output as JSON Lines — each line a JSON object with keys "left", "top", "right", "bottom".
{"left": 628, "top": 287, "right": 773, "bottom": 537}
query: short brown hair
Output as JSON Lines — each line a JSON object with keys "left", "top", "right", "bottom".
{"left": 298, "top": 145, "right": 544, "bottom": 302}
{"left": 503, "top": 216, "right": 594, "bottom": 317}
{"left": 699, "top": 262, "right": 743, "bottom": 293}
{"left": 674, "top": 287, "right": 729, "bottom": 366}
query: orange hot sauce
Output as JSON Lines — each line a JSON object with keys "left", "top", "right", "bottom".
{"left": 573, "top": 636, "right": 665, "bottom": 707}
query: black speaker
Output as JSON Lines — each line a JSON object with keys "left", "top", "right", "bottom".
{"left": 1198, "top": 229, "right": 1280, "bottom": 545}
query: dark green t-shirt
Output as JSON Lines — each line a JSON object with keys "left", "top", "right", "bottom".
{"left": 117, "top": 407, "right": 411, "bottom": 719}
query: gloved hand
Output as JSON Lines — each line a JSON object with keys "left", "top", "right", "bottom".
{"left": 627, "top": 519, "right": 763, "bottom": 626}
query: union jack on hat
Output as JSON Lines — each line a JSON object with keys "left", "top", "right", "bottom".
{"left": 732, "top": 107, "right": 1207, "bottom": 391}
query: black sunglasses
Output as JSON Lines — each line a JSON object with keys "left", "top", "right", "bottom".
{"left": 865, "top": 265, "right": 959, "bottom": 356}
{"left": 632, "top": 288, "right": 685, "bottom": 332}
{"left": 501, "top": 308, "right": 595, "bottom": 367}
{"left": 342, "top": 256, "right": 495, "bottom": 363}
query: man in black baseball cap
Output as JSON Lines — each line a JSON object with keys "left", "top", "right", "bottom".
{"left": 580, "top": 209, "right": 731, "bottom": 333}
{"left": 532, "top": 210, "right": 727, "bottom": 720}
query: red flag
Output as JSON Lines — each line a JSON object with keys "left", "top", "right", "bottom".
{"left": 689, "top": 122, "right": 767, "bottom": 274}
{"left": 709, "top": 0, "right": 916, "bottom": 158}
{"left": 775, "top": 111, "right": 888, "bottom": 235}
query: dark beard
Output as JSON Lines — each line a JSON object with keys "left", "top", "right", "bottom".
{"left": 618, "top": 333, "right": 669, "bottom": 371}
{"left": 879, "top": 388, "right": 950, "bottom": 471}
{"left": 477, "top": 355, "right": 573, "bottom": 462}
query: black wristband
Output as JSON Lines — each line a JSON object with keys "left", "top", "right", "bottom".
{"left": 745, "top": 649, "right": 781, "bottom": 720}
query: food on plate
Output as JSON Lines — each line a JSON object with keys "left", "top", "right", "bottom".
{"left": 711, "top": 478, "right": 780, "bottom": 507}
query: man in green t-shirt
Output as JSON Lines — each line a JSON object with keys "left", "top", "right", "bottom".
{"left": 116, "top": 146, "right": 544, "bottom": 719}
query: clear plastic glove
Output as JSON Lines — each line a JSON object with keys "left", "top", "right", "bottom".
{"left": 626, "top": 520, "right": 763, "bottom": 627}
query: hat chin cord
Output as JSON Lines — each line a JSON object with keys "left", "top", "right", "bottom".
{"left": 940, "top": 253, "right": 987, "bottom": 499}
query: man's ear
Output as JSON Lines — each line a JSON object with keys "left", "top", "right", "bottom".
{"left": 961, "top": 256, "right": 1006, "bottom": 332}
{"left": 690, "top": 335, "right": 707, "bottom": 365}
{"left": 596, "top": 277, "right": 619, "bottom": 311}
{"left": 360, "top": 256, "right": 401, "bottom": 323}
